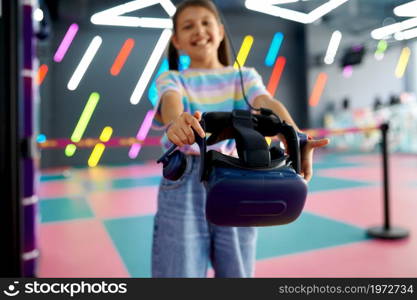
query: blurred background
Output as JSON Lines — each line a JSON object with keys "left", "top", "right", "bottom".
{"left": 1, "top": 0, "right": 416, "bottom": 277}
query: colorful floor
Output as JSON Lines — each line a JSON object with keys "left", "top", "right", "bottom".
{"left": 36, "top": 151, "right": 417, "bottom": 277}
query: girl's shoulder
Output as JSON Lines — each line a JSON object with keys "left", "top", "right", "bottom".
{"left": 156, "top": 70, "right": 182, "bottom": 84}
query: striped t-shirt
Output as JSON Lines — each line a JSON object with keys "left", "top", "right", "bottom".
{"left": 154, "top": 66, "right": 270, "bottom": 155}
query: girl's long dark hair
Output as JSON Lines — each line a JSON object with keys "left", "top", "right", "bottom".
{"left": 168, "top": 0, "right": 232, "bottom": 70}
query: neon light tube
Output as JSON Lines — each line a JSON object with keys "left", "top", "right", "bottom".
{"left": 394, "top": 1, "right": 417, "bottom": 17}
{"left": 395, "top": 27, "right": 417, "bottom": 40}
{"left": 267, "top": 56, "right": 286, "bottom": 96}
{"left": 65, "top": 144, "right": 77, "bottom": 157}
{"left": 54, "top": 23, "right": 79, "bottom": 63}
{"left": 130, "top": 29, "right": 172, "bottom": 105}
{"left": 309, "top": 72, "right": 328, "bottom": 107}
{"left": 67, "top": 36, "right": 102, "bottom": 91}
{"left": 88, "top": 143, "right": 106, "bottom": 167}
{"left": 100, "top": 126, "right": 113, "bottom": 142}
{"left": 71, "top": 92, "right": 100, "bottom": 143}
{"left": 265, "top": 32, "right": 284, "bottom": 67}
{"left": 371, "top": 17, "right": 417, "bottom": 40}
{"left": 245, "top": 0, "right": 349, "bottom": 24}
{"left": 129, "top": 110, "right": 156, "bottom": 159}
{"left": 129, "top": 144, "right": 142, "bottom": 159}
{"left": 324, "top": 30, "right": 342, "bottom": 65}
{"left": 36, "top": 64, "right": 48, "bottom": 85}
{"left": 234, "top": 35, "right": 254, "bottom": 69}
{"left": 111, "top": 38, "right": 135, "bottom": 76}
{"left": 34, "top": 8, "right": 44, "bottom": 22}
{"left": 90, "top": 0, "right": 176, "bottom": 27}
{"left": 395, "top": 47, "right": 411, "bottom": 78}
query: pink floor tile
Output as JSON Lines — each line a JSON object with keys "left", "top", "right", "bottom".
{"left": 318, "top": 158, "right": 417, "bottom": 184}
{"left": 38, "top": 219, "right": 129, "bottom": 277}
{"left": 38, "top": 181, "right": 83, "bottom": 199}
{"left": 88, "top": 186, "right": 158, "bottom": 219}
{"left": 255, "top": 237, "right": 417, "bottom": 277}
{"left": 74, "top": 163, "right": 162, "bottom": 181}
{"left": 304, "top": 186, "right": 417, "bottom": 230}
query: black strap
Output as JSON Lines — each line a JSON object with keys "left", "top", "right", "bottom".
{"left": 232, "top": 110, "right": 270, "bottom": 167}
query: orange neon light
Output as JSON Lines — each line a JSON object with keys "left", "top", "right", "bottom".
{"left": 110, "top": 38, "right": 135, "bottom": 76}
{"left": 266, "top": 56, "right": 286, "bottom": 96}
{"left": 309, "top": 72, "right": 328, "bottom": 107}
{"left": 36, "top": 64, "right": 49, "bottom": 85}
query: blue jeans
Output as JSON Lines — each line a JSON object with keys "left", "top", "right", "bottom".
{"left": 152, "top": 155, "right": 257, "bottom": 278}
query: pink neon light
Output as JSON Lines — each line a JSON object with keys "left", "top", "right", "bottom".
{"left": 129, "top": 144, "right": 141, "bottom": 159}
{"left": 343, "top": 65, "right": 353, "bottom": 78}
{"left": 54, "top": 23, "right": 79, "bottom": 63}
{"left": 129, "top": 110, "right": 156, "bottom": 159}
{"left": 136, "top": 110, "right": 155, "bottom": 140}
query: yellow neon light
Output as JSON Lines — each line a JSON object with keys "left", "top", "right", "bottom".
{"left": 99, "top": 126, "right": 113, "bottom": 142}
{"left": 395, "top": 47, "right": 411, "bottom": 78}
{"left": 88, "top": 143, "right": 106, "bottom": 167}
{"left": 233, "top": 35, "right": 254, "bottom": 69}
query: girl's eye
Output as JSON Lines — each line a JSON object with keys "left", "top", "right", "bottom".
{"left": 183, "top": 24, "right": 192, "bottom": 30}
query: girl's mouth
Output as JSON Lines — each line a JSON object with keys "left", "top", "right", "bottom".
{"left": 191, "top": 38, "right": 211, "bottom": 47}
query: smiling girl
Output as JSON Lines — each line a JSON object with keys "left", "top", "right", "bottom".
{"left": 152, "top": 0, "right": 328, "bottom": 278}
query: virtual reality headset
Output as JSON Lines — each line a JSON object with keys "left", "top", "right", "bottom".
{"left": 158, "top": 109, "right": 308, "bottom": 227}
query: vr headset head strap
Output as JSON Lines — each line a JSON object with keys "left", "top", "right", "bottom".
{"left": 232, "top": 110, "right": 270, "bottom": 167}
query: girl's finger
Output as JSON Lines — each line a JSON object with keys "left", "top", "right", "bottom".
{"left": 174, "top": 128, "right": 189, "bottom": 145}
{"left": 190, "top": 117, "right": 205, "bottom": 138}
{"left": 309, "top": 138, "right": 330, "bottom": 149}
{"left": 169, "top": 133, "right": 184, "bottom": 147}
{"left": 193, "top": 111, "right": 202, "bottom": 121}
{"left": 181, "top": 126, "right": 195, "bottom": 144}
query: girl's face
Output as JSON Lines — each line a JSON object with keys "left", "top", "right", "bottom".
{"left": 172, "top": 6, "right": 225, "bottom": 64}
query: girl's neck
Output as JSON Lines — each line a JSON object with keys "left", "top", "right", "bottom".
{"left": 189, "top": 57, "right": 224, "bottom": 70}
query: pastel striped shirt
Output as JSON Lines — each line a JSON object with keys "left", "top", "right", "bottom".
{"left": 154, "top": 66, "right": 270, "bottom": 155}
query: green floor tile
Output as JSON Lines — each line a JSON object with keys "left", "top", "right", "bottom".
{"left": 40, "top": 197, "right": 94, "bottom": 223}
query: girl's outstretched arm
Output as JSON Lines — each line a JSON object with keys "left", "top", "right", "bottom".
{"left": 252, "top": 95, "right": 329, "bottom": 181}
{"left": 157, "top": 91, "right": 205, "bottom": 147}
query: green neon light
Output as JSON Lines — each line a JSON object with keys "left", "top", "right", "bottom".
{"left": 65, "top": 144, "right": 77, "bottom": 157}
{"left": 71, "top": 92, "right": 100, "bottom": 142}
{"left": 376, "top": 40, "right": 388, "bottom": 54}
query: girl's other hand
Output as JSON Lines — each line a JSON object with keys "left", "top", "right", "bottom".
{"left": 301, "top": 138, "right": 329, "bottom": 182}
{"left": 166, "top": 111, "right": 206, "bottom": 147}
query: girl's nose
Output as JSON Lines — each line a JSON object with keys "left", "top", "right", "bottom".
{"left": 194, "top": 24, "right": 205, "bottom": 35}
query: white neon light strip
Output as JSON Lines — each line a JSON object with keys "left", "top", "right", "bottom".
{"left": 67, "top": 36, "right": 102, "bottom": 91}
{"left": 130, "top": 29, "right": 172, "bottom": 105}
{"left": 159, "top": 0, "right": 176, "bottom": 16}
{"left": 90, "top": 0, "right": 176, "bottom": 28}
{"left": 244, "top": 0, "right": 349, "bottom": 24}
{"left": 91, "top": 16, "right": 173, "bottom": 28}
{"left": 395, "top": 27, "right": 417, "bottom": 40}
{"left": 394, "top": 1, "right": 417, "bottom": 17}
{"left": 324, "top": 30, "right": 342, "bottom": 65}
{"left": 371, "top": 17, "right": 417, "bottom": 40}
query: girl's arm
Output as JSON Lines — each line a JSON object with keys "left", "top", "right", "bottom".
{"left": 252, "top": 94, "right": 329, "bottom": 182}
{"left": 157, "top": 91, "right": 205, "bottom": 147}
{"left": 252, "top": 94, "right": 301, "bottom": 132}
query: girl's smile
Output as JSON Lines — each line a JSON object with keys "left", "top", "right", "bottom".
{"left": 172, "top": 6, "right": 225, "bottom": 68}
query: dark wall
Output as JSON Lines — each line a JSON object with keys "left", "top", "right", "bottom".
{"left": 39, "top": 4, "right": 308, "bottom": 168}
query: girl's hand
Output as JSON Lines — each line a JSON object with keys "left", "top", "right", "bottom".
{"left": 301, "top": 138, "right": 329, "bottom": 182}
{"left": 166, "top": 111, "right": 206, "bottom": 147}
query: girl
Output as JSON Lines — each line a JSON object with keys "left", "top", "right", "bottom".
{"left": 152, "top": 0, "right": 329, "bottom": 278}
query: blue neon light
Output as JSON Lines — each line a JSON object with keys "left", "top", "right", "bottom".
{"left": 265, "top": 32, "right": 284, "bottom": 67}
{"left": 37, "top": 134, "right": 47, "bottom": 143}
